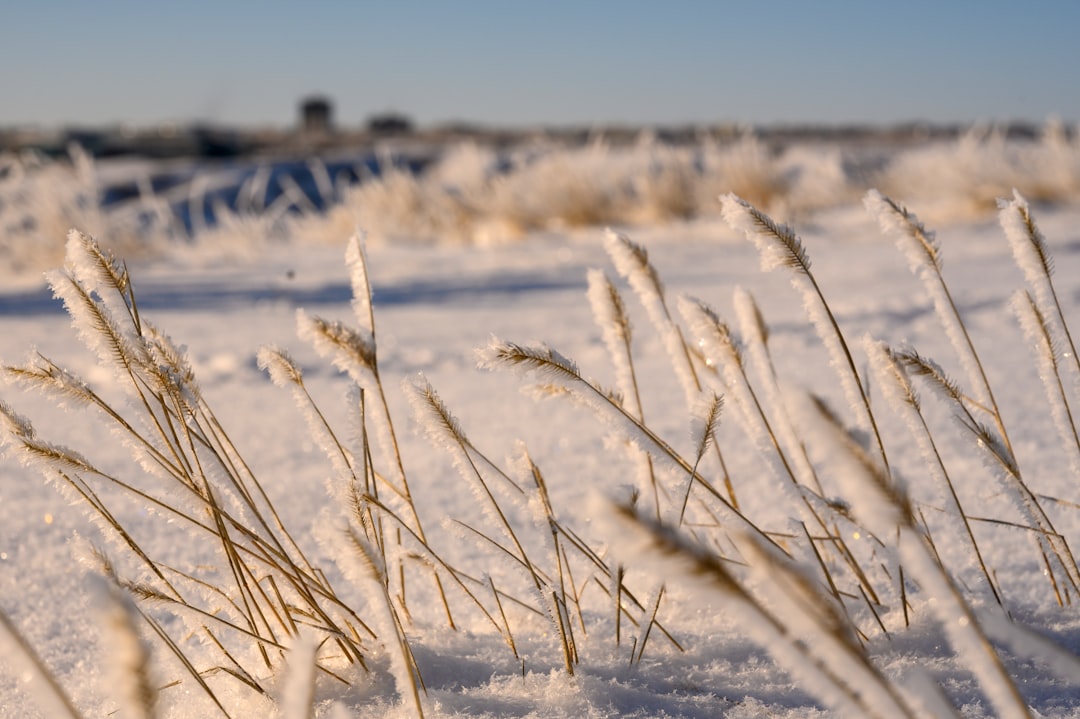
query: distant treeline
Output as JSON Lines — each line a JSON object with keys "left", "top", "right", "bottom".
{"left": 2, "top": 118, "right": 1067, "bottom": 160}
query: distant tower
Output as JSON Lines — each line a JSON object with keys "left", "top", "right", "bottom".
{"left": 300, "top": 96, "right": 333, "bottom": 135}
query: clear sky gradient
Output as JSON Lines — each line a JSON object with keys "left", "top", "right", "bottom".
{"left": 5, "top": 1, "right": 1079, "bottom": 130}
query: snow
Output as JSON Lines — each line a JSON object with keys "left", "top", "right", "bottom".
{"left": 3, "top": 138, "right": 1080, "bottom": 717}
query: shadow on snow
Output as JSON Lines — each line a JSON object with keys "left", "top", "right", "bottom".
{"left": 0, "top": 268, "right": 588, "bottom": 317}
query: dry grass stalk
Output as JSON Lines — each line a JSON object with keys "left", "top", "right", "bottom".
{"left": 407, "top": 376, "right": 580, "bottom": 672}
{"left": 341, "top": 525, "right": 426, "bottom": 718}
{"left": 609, "top": 502, "right": 918, "bottom": 719}
{"left": 863, "top": 193, "right": 1080, "bottom": 603}
{"left": 897, "top": 347, "right": 1080, "bottom": 601}
{"left": 791, "top": 391, "right": 1031, "bottom": 719}
{"left": 999, "top": 191, "right": 1080, "bottom": 385}
{"left": 587, "top": 269, "right": 665, "bottom": 518}
{"left": 733, "top": 287, "right": 824, "bottom": 496}
{"left": 864, "top": 191, "right": 1008, "bottom": 444}
{"left": 294, "top": 233, "right": 456, "bottom": 630}
{"left": 865, "top": 338, "right": 1004, "bottom": 605}
{"left": 2, "top": 232, "right": 377, "bottom": 710}
{"left": 1011, "top": 291, "right": 1080, "bottom": 476}
{"left": 99, "top": 577, "right": 159, "bottom": 719}
{"left": 721, "top": 193, "right": 890, "bottom": 477}
{"left": 678, "top": 294, "right": 887, "bottom": 609}
{"left": 478, "top": 337, "right": 785, "bottom": 560}
{"left": 603, "top": 230, "right": 737, "bottom": 507}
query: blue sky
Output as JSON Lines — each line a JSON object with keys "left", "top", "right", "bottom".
{"left": 5, "top": 1, "right": 1079, "bottom": 129}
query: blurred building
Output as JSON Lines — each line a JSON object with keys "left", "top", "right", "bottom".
{"left": 367, "top": 112, "right": 414, "bottom": 135}
{"left": 300, "top": 96, "right": 334, "bottom": 135}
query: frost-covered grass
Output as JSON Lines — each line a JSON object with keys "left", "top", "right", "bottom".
{"left": 5, "top": 122, "right": 1080, "bottom": 282}
{"left": 2, "top": 177, "right": 1080, "bottom": 717}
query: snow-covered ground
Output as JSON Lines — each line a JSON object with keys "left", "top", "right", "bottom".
{"left": 3, "top": 136, "right": 1080, "bottom": 717}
